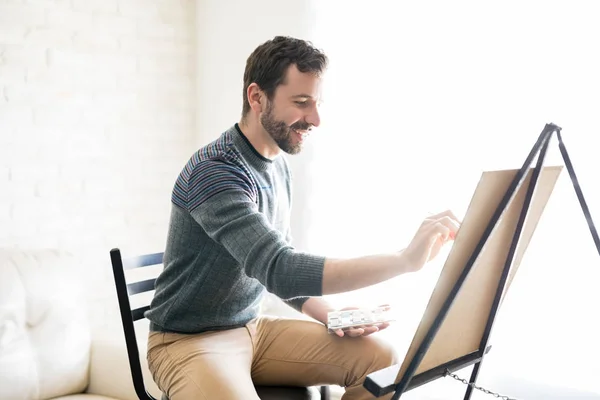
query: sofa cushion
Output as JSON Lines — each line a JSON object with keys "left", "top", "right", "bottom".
{"left": 51, "top": 395, "right": 120, "bottom": 400}
{"left": 0, "top": 249, "right": 91, "bottom": 400}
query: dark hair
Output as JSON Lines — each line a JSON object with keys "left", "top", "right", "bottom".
{"left": 241, "top": 36, "right": 328, "bottom": 119}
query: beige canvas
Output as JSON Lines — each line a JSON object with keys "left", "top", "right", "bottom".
{"left": 395, "top": 165, "right": 563, "bottom": 383}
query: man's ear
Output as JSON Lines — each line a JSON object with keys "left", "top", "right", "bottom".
{"left": 247, "top": 83, "right": 264, "bottom": 113}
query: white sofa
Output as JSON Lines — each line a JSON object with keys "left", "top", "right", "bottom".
{"left": 0, "top": 249, "right": 161, "bottom": 400}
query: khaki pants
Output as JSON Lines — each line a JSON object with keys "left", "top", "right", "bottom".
{"left": 147, "top": 316, "right": 399, "bottom": 399}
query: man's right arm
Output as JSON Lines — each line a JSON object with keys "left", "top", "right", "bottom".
{"left": 322, "top": 253, "right": 409, "bottom": 294}
{"left": 321, "top": 209, "right": 458, "bottom": 294}
{"left": 188, "top": 160, "right": 459, "bottom": 297}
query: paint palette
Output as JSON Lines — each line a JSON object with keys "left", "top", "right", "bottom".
{"left": 326, "top": 306, "right": 394, "bottom": 333}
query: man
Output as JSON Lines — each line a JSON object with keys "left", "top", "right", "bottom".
{"left": 146, "top": 36, "right": 459, "bottom": 399}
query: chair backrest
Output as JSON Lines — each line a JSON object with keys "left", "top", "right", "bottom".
{"left": 110, "top": 248, "right": 328, "bottom": 400}
{"left": 110, "top": 248, "right": 164, "bottom": 400}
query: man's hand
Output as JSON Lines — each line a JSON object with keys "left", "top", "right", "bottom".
{"left": 330, "top": 305, "right": 392, "bottom": 338}
{"left": 402, "top": 209, "right": 461, "bottom": 273}
{"left": 301, "top": 298, "right": 391, "bottom": 338}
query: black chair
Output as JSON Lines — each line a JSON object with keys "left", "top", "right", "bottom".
{"left": 109, "top": 248, "right": 331, "bottom": 400}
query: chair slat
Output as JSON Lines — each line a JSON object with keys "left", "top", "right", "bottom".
{"left": 131, "top": 305, "right": 150, "bottom": 321}
{"left": 123, "top": 252, "right": 164, "bottom": 270}
{"left": 127, "top": 278, "right": 156, "bottom": 295}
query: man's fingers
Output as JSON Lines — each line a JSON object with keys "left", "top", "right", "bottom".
{"left": 437, "top": 216, "right": 460, "bottom": 235}
{"left": 377, "top": 322, "right": 390, "bottom": 331}
{"left": 423, "top": 210, "right": 461, "bottom": 231}
{"left": 345, "top": 328, "right": 365, "bottom": 337}
{"left": 428, "top": 209, "right": 461, "bottom": 222}
{"left": 425, "top": 217, "right": 459, "bottom": 241}
{"left": 361, "top": 326, "right": 379, "bottom": 336}
{"left": 429, "top": 222, "right": 451, "bottom": 240}
{"left": 337, "top": 326, "right": 382, "bottom": 337}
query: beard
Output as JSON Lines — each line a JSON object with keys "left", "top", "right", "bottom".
{"left": 260, "top": 101, "right": 311, "bottom": 155}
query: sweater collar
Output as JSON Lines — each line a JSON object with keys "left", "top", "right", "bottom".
{"left": 232, "top": 123, "right": 275, "bottom": 171}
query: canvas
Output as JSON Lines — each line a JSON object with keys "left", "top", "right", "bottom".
{"left": 394, "top": 165, "right": 563, "bottom": 383}
{"left": 363, "top": 164, "right": 564, "bottom": 399}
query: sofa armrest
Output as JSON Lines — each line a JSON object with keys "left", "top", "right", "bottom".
{"left": 86, "top": 326, "right": 162, "bottom": 400}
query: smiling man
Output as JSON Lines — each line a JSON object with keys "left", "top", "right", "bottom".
{"left": 145, "top": 36, "right": 460, "bottom": 400}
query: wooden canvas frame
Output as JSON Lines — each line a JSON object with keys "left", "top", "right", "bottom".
{"left": 364, "top": 123, "right": 600, "bottom": 399}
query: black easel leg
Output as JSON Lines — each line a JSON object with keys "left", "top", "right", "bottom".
{"left": 556, "top": 131, "right": 600, "bottom": 256}
{"left": 463, "top": 362, "right": 481, "bottom": 400}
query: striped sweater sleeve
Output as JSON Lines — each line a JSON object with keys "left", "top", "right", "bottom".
{"left": 187, "top": 160, "right": 325, "bottom": 300}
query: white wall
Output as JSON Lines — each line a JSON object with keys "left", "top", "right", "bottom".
{"left": 195, "top": 0, "right": 324, "bottom": 252}
{"left": 0, "top": 0, "right": 197, "bottom": 332}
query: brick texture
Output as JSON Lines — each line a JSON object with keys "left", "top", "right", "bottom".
{"left": 0, "top": 0, "right": 196, "bottom": 332}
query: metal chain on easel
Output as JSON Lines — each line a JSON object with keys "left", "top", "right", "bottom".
{"left": 443, "top": 369, "right": 522, "bottom": 400}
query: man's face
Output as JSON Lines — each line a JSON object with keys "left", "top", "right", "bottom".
{"left": 260, "top": 65, "right": 323, "bottom": 155}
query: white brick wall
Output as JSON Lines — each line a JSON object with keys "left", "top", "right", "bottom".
{"left": 0, "top": 0, "right": 196, "bottom": 332}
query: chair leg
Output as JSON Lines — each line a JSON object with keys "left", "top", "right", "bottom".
{"left": 320, "top": 385, "right": 331, "bottom": 400}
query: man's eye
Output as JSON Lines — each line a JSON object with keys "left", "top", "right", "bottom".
{"left": 295, "top": 101, "right": 307, "bottom": 106}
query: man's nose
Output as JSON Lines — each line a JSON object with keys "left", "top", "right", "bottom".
{"left": 306, "top": 106, "right": 321, "bottom": 128}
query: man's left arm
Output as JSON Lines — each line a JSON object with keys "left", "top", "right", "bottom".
{"left": 299, "top": 297, "right": 335, "bottom": 325}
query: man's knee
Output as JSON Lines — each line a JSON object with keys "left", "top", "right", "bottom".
{"left": 365, "top": 337, "right": 399, "bottom": 374}
{"left": 348, "top": 336, "right": 399, "bottom": 384}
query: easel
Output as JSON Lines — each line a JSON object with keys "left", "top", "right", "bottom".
{"left": 364, "top": 123, "right": 600, "bottom": 399}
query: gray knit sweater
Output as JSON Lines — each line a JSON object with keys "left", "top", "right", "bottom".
{"left": 146, "top": 124, "right": 325, "bottom": 333}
